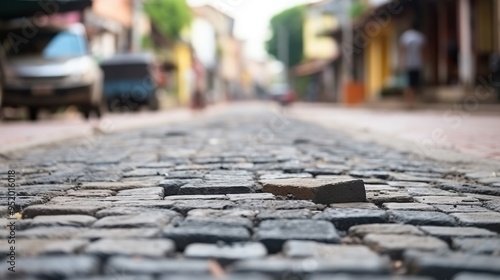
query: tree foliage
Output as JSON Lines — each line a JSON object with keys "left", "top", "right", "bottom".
{"left": 266, "top": 5, "right": 305, "bottom": 68}
{"left": 144, "top": 0, "right": 192, "bottom": 40}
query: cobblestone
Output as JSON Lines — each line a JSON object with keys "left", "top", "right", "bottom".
{"left": 4, "top": 107, "right": 500, "bottom": 278}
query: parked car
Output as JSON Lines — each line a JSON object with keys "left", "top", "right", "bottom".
{"left": 99, "top": 53, "right": 160, "bottom": 112}
{"left": 0, "top": 23, "right": 104, "bottom": 120}
{"left": 269, "top": 83, "right": 297, "bottom": 106}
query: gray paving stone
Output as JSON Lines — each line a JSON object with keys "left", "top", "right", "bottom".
{"left": 179, "top": 180, "right": 257, "bottom": 195}
{"left": 383, "top": 203, "right": 436, "bottom": 211}
{"left": 364, "top": 234, "right": 449, "bottom": 258}
{"left": 349, "top": 224, "right": 425, "bottom": 238}
{"left": 256, "top": 209, "right": 313, "bottom": 221}
{"left": 414, "top": 196, "right": 482, "bottom": 205}
{"left": 367, "top": 191, "right": 414, "bottom": 204}
{"left": 256, "top": 219, "right": 340, "bottom": 253}
{"left": 329, "top": 202, "right": 380, "bottom": 209}
{"left": 116, "top": 187, "right": 164, "bottom": 197}
{"left": 433, "top": 204, "right": 491, "bottom": 213}
{"left": 187, "top": 209, "right": 258, "bottom": 219}
{"left": 236, "top": 199, "right": 319, "bottom": 210}
{"left": 104, "top": 195, "right": 163, "bottom": 201}
{"left": 168, "top": 200, "right": 237, "bottom": 215}
{"left": 451, "top": 212, "right": 500, "bottom": 232}
{"left": 27, "top": 215, "right": 97, "bottom": 228}
{"left": 85, "top": 239, "right": 175, "bottom": 258}
{"left": 259, "top": 173, "right": 313, "bottom": 180}
{"left": 283, "top": 240, "right": 381, "bottom": 260}
{"left": 95, "top": 207, "right": 181, "bottom": 219}
{"left": 78, "top": 228, "right": 161, "bottom": 240}
{"left": 67, "top": 190, "right": 116, "bottom": 197}
{"left": 364, "top": 184, "right": 399, "bottom": 192}
{"left": 407, "top": 188, "right": 458, "bottom": 196}
{"left": 484, "top": 200, "right": 500, "bottom": 212}
{"left": 261, "top": 178, "right": 366, "bottom": 204}
{"left": 185, "top": 242, "right": 267, "bottom": 261}
{"left": 16, "top": 226, "right": 84, "bottom": 239}
{"left": 388, "top": 210, "right": 457, "bottom": 226}
{"left": 452, "top": 238, "right": 500, "bottom": 255}
{"left": 164, "top": 194, "right": 228, "bottom": 200}
{"left": 92, "top": 213, "right": 174, "bottom": 228}
{"left": 314, "top": 208, "right": 389, "bottom": 230}
{"left": 123, "top": 169, "right": 167, "bottom": 177}
{"left": 70, "top": 276, "right": 153, "bottom": 280}
{"left": 105, "top": 257, "right": 211, "bottom": 275}
{"left": 0, "top": 239, "right": 89, "bottom": 256}
{"left": 453, "top": 273, "right": 500, "bottom": 280}
{"left": 163, "top": 224, "right": 251, "bottom": 250}
{"left": 0, "top": 255, "right": 99, "bottom": 278}
{"left": 387, "top": 181, "right": 431, "bottom": 188}
{"left": 420, "top": 226, "right": 498, "bottom": 241}
{"left": 80, "top": 181, "right": 155, "bottom": 191}
{"left": 164, "top": 171, "right": 206, "bottom": 179}
{"left": 439, "top": 182, "right": 500, "bottom": 196}
{"left": 182, "top": 216, "right": 253, "bottom": 230}
{"left": 404, "top": 250, "right": 500, "bottom": 279}
{"left": 310, "top": 276, "right": 433, "bottom": 280}
{"left": 23, "top": 204, "right": 107, "bottom": 218}
{"left": 227, "top": 193, "right": 275, "bottom": 201}
{"left": 0, "top": 196, "right": 48, "bottom": 211}
{"left": 230, "top": 257, "right": 390, "bottom": 276}
{"left": 159, "top": 179, "right": 196, "bottom": 195}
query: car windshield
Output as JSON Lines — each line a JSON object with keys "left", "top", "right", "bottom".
{"left": 0, "top": 29, "right": 87, "bottom": 58}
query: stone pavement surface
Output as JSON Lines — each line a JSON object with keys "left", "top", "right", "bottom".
{"left": 1, "top": 105, "right": 500, "bottom": 280}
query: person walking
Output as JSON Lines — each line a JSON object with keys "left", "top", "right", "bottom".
{"left": 400, "top": 20, "right": 426, "bottom": 108}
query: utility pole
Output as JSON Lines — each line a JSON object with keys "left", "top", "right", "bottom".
{"left": 131, "top": 0, "right": 143, "bottom": 52}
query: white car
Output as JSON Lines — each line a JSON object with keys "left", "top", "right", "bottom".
{"left": 0, "top": 23, "right": 103, "bottom": 120}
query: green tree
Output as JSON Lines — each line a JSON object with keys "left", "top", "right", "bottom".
{"left": 144, "top": 0, "right": 192, "bottom": 40}
{"left": 266, "top": 6, "right": 305, "bottom": 68}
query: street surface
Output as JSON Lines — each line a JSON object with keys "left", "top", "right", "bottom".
{"left": 0, "top": 103, "right": 500, "bottom": 279}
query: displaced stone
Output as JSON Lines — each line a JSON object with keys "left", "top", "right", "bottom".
{"left": 451, "top": 212, "right": 500, "bottom": 231}
{"left": 404, "top": 250, "right": 500, "bottom": 279}
{"left": 364, "top": 234, "right": 449, "bottom": 258}
{"left": 261, "top": 178, "right": 366, "bottom": 204}
{"left": 185, "top": 242, "right": 267, "bottom": 261}
{"left": 452, "top": 238, "right": 500, "bottom": 255}
{"left": 314, "top": 208, "right": 389, "bottom": 230}
{"left": 383, "top": 203, "right": 435, "bottom": 211}
{"left": 349, "top": 224, "right": 424, "bottom": 238}
{"left": 256, "top": 219, "right": 340, "bottom": 253}
{"left": 85, "top": 239, "right": 175, "bottom": 258}
{"left": 388, "top": 210, "right": 457, "bottom": 226}
{"left": 163, "top": 225, "right": 251, "bottom": 250}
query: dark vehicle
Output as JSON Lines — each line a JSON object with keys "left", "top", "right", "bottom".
{"left": 100, "top": 53, "right": 161, "bottom": 112}
{"left": 0, "top": 23, "right": 104, "bottom": 120}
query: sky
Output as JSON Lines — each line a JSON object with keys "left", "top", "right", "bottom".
{"left": 187, "top": 0, "right": 319, "bottom": 61}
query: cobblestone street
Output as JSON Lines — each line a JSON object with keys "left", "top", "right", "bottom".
{"left": 1, "top": 105, "right": 500, "bottom": 280}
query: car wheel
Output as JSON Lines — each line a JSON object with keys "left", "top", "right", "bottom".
{"left": 28, "top": 107, "right": 38, "bottom": 121}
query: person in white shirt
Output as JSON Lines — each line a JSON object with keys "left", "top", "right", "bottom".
{"left": 400, "top": 21, "right": 426, "bottom": 107}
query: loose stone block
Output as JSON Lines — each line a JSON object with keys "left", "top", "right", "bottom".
{"left": 364, "top": 234, "right": 449, "bottom": 259}
{"left": 452, "top": 238, "right": 500, "bottom": 255}
{"left": 163, "top": 225, "right": 251, "bottom": 250}
{"left": 256, "top": 219, "right": 340, "bottom": 253}
{"left": 420, "top": 226, "right": 498, "bottom": 241}
{"left": 85, "top": 239, "right": 175, "bottom": 258}
{"left": 451, "top": 212, "right": 500, "bottom": 232}
{"left": 261, "top": 178, "right": 366, "bottom": 204}
{"left": 404, "top": 250, "right": 500, "bottom": 279}
{"left": 314, "top": 208, "right": 389, "bottom": 230}
{"left": 388, "top": 210, "right": 457, "bottom": 226}
{"left": 185, "top": 242, "right": 267, "bottom": 261}
{"left": 382, "top": 203, "right": 436, "bottom": 211}
{"left": 105, "top": 257, "right": 211, "bottom": 275}
{"left": 349, "top": 224, "right": 425, "bottom": 238}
